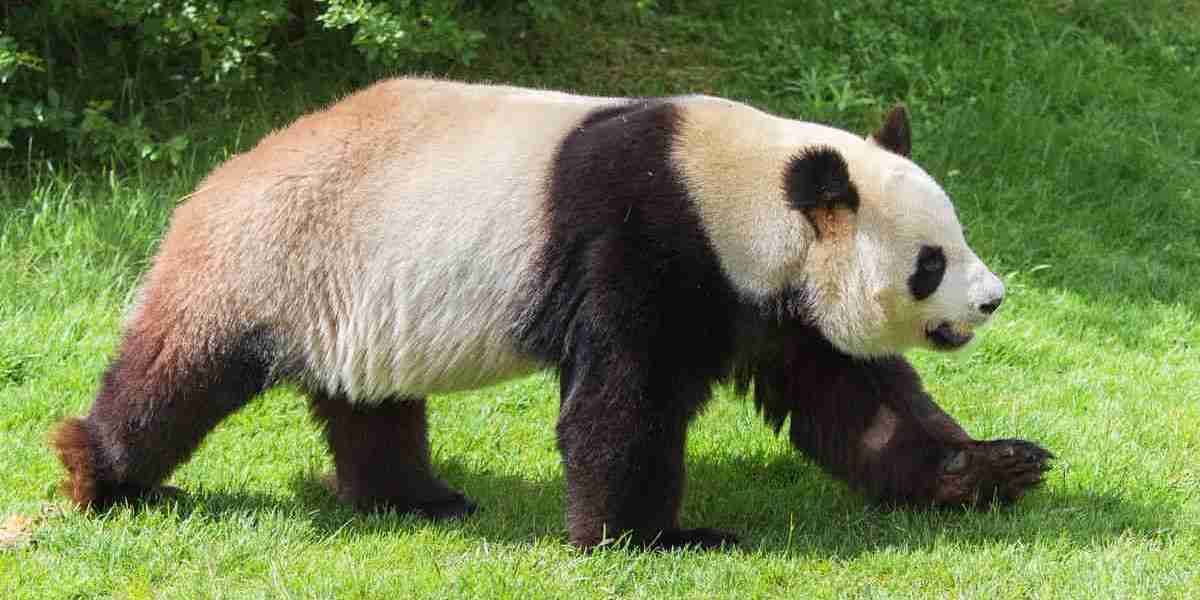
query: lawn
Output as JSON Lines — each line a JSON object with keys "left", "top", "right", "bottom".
{"left": 2, "top": 1, "right": 1198, "bottom": 597}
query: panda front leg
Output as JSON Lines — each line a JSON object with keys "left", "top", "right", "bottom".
{"left": 877, "top": 363, "right": 1056, "bottom": 507}
{"left": 754, "top": 338, "right": 1052, "bottom": 507}
{"left": 307, "top": 393, "right": 476, "bottom": 519}
{"left": 555, "top": 355, "right": 738, "bottom": 550}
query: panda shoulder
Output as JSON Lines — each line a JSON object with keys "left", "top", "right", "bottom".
{"left": 670, "top": 95, "right": 771, "bottom": 129}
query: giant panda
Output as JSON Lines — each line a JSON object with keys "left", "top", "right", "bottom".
{"left": 52, "top": 78, "right": 1051, "bottom": 550}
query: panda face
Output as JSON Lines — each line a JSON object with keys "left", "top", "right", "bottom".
{"left": 850, "top": 164, "right": 1006, "bottom": 356}
{"left": 776, "top": 144, "right": 1005, "bottom": 359}
{"left": 670, "top": 98, "right": 1003, "bottom": 359}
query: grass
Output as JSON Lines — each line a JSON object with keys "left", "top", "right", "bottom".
{"left": 2, "top": 0, "right": 1199, "bottom": 597}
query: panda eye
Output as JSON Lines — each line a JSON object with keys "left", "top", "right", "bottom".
{"left": 920, "top": 251, "right": 945, "bottom": 273}
{"left": 909, "top": 245, "right": 946, "bottom": 301}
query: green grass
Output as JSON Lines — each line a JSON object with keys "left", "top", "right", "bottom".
{"left": 2, "top": 1, "right": 1199, "bottom": 597}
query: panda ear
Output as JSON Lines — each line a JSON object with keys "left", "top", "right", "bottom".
{"left": 784, "top": 146, "right": 860, "bottom": 239}
{"left": 870, "top": 103, "right": 912, "bottom": 158}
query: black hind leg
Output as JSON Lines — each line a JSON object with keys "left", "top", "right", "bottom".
{"left": 52, "top": 324, "right": 273, "bottom": 509}
{"left": 307, "top": 394, "right": 475, "bottom": 520}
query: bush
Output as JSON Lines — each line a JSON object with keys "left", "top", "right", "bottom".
{"left": 0, "top": 0, "right": 560, "bottom": 168}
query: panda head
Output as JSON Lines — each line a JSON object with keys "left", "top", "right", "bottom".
{"left": 783, "top": 104, "right": 1006, "bottom": 358}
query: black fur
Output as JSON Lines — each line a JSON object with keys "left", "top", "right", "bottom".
{"left": 873, "top": 104, "right": 912, "bottom": 158}
{"left": 53, "top": 324, "right": 276, "bottom": 508}
{"left": 909, "top": 245, "right": 946, "bottom": 301}
{"left": 784, "top": 146, "right": 860, "bottom": 238}
{"left": 736, "top": 324, "right": 1051, "bottom": 507}
{"left": 524, "top": 100, "right": 743, "bottom": 548}
{"left": 522, "top": 99, "right": 1052, "bottom": 549}
{"left": 307, "top": 393, "right": 475, "bottom": 519}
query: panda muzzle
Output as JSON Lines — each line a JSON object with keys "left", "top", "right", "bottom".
{"left": 927, "top": 321, "right": 974, "bottom": 350}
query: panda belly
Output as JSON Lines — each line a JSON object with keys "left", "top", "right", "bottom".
{"left": 299, "top": 257, "right": 545, "bottom": 402}
{"left": 287, "top": 84, "right": 603, "bottom": 402}
{"left": 300, "top": 212, "right": 547, "bottom": 401}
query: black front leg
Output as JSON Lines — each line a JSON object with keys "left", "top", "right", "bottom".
{"left": 746, "top": 333, "right": 1052, "bottom": 508}
{"left": 555, "top": 348, "right": 737, "bottom": 551}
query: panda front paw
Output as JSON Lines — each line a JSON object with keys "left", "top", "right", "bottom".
{"left": 935, "top": 439, "right": 1053, "bottom": 507}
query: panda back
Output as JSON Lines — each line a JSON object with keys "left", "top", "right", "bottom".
{"left": 158, "top": 79, "right": 616, "bottom": 402}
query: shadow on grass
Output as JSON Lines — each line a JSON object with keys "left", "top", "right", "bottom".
{"left": 140, "top": 452, "right": 1174, "bottom": 558}
{"left": 688, "top": 454, "right": 1174, "bottom": 557}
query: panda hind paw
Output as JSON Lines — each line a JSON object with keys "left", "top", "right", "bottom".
{"left": 412, "top": 492, "right": 478, "bottom": 521}
{"left": 652, "top": 527, "right": 740, "bottom": 551}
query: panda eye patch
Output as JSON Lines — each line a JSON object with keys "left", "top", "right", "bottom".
{"left": 909, "top": 245, "right": 945, "bottom": 301}
{"left": 920, "top": 251, "right": 944, "bottom": 272}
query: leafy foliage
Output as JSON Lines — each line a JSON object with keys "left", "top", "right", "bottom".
{"left": 318, "top": 1, "right": 487, "bottom": 65}
{"left": 0, "top": 0, "right": 560, "bottom": 167}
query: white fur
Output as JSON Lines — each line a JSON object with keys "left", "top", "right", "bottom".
{"left": 305, "top": 83, "right": 614, "bottom": 400}
{"left": 673, "top": 96, "right": 1002, "bottom": 358}
{"left": 180, "top": 80, "right": 615, "bottom": 402}
{"left": 856, "top": 165, "right": 1003, "bottom": 354}
{"left": 175, "top": 80, "right": 999, "bottom": 404}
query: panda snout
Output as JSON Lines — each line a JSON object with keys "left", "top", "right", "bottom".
{"left": 978, "top": 295, "right": 1003, "bottom": 315}
{"left": 974, "top": 271, "right": 1005, "bottom": 317}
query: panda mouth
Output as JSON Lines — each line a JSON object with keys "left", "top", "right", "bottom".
{"left": 926, "top": 322, "right": 974, "bottom": 350}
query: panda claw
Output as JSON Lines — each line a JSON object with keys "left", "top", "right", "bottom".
{"left": 942, "top": 449, "right": 970, "bottom": 474}
{"left": 934, "top": 439, "right": 1052, "bottom": 507}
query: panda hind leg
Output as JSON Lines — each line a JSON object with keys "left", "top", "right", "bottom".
{"left": 307, "top": 393, "right": 475, "bottom": 519}
{"left": 51, "top": 324, "right": 275, "bottom": 510}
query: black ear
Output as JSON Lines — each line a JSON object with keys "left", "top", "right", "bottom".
{"left": 784, "top": 146, "right": 860, "bottom": 238}
{"left": 785, "top": 146, "right": 859, "bottom": 212}
{"left": 871, "top": 103, "right": 912, "bottom": 157}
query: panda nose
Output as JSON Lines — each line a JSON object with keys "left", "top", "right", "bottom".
{"left": 978, "top": 296, "right": 1003, "bottom": 315}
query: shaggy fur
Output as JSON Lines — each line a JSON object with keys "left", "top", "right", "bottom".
{"left": 737, "top": 325, "right": 1051, "bottom": 506}
{"left": 526, "top": 100, "right": 742, "bottom": 548}
{"left": 308, "top": 394, "right": 475, "bottom": 518}
{"left": 52, "top": 320, "right": 274, "bottom": 510}
{"left": 871, "top": 104, "right": 913, "bottom": 158}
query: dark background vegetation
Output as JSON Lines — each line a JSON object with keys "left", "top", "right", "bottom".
{"left": 1, "top": 0, "right": 631, "bottom": 165}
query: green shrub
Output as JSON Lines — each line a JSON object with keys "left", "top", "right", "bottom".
{"left": 0, "top": 0, "right": 561, "bottom": 168}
